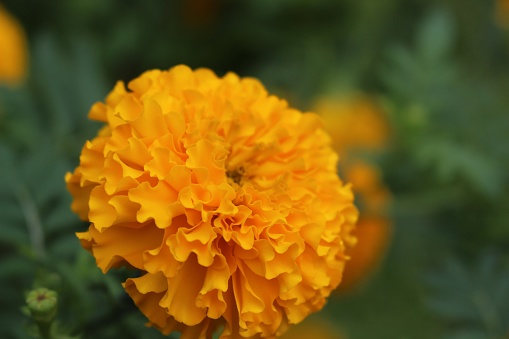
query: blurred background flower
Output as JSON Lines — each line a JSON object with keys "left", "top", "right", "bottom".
{"left": 0, "top": 4, "right": 27, "bottom": 85}
{"left": 314, "top": 95, "right": 392, "bottom": 293}
{"left": 1, "top": 1, "right": 509, "bottom": 338}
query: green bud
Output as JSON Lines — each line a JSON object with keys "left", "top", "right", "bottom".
{"left": 26, "top": 288, "right": 58, "bottom": 323}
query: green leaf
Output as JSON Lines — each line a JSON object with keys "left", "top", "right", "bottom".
{"left": 426, "top": 251, "right": 509, "bottom": 338}
{"left": 416, "top": 8, "right": 456, "bottom": 62}
{"left": 0, "top": 256, "right": 34, "bottom": 281}
{"left": 416, "top": 139, "right": 503, "bottom": 198}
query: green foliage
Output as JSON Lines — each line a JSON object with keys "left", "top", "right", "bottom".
{"left": 426, "top": 252, "right": 509, "bottom": 338}
{"left": 0, "top": 0, "right": 508, "bottom": 338}
{"left": 0, "top": 34, "right": 160, "bottom": 339}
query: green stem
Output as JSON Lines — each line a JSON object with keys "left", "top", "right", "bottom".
{"left": 36, "top": 320, "right": 52, "bottom": 339}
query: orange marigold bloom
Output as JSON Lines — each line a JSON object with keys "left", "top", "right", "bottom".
{"left": 0, "top": 5, "right": 27, "bottom": 85}
{"left": 66, "top": 65, "right": 358, "bottom": 338}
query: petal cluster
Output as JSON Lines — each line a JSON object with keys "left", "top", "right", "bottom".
{"left": 66, "top": 65, "right": 357, "bottom": 338}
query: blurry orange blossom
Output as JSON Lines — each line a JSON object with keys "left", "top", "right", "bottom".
{"left": 66, "top": 65, "right": 358, "bottom": 338}
{"left": 0, "top": 5, "right": 27, "bottom": 85}
{"left": 338, "top": 217, "right": 391, "bottom": 291}
{"left": 314, "top": 95, "right": 391, "bottom": 293}
{"left": 313, "top": 97, "right": 389, "bottom": 153}
{"left": 345, "top": 161, "right": 390, "bottom": 215}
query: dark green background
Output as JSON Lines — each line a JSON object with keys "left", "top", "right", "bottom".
{"left": 1, "top": 1, "right": 508, "bottom": 338}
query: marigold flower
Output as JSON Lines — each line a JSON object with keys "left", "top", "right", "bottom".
{"left": 0, "top": 5, "right": 27, "bottom": 85}
{"left": 66, "top": 65, "right": 358, "bottom": 338}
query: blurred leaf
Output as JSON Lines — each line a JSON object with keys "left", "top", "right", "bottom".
{"left": 0, "top": 85, "right": 42, "bottom": 150}
{"left": 44, "top": 198, "right": 77, "bottom": 236}
{"left": 417, "top": 8, "right": 456, "bottom": 62}
{"left": 416, "top": 139, "right": 503, "bottom": 197}
{"left": 426, "top": 251, "right": 509, "bottom": 338}
{"left": 31, "top": 34, "right": 106, "bottom": 146}
{"left": 446, "top": 328, "right": 492, "bottom": 339}
{"left": 0, "top": 256, "right": 35, "bottom": 281}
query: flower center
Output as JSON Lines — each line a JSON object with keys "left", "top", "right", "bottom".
{"left": 226, "top": 165, "right": 246, "bottom": 186}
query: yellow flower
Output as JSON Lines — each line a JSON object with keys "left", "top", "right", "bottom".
{"left": 345, "top": 161, "right": 391, "bottom": 215}
{"left": 314, "top": 96, "right": 389, "bottom": 154}
{"left": 314, "top": 96, "right": 391, "bottom": 293}
{"left": 0, "top": 5, "right": 27, "bottom": 85}
{"left": 336, "top": 161, "right": 391, "bottom": 293}
{"left": 66, "top": 65, "right": 358, "bottom": 338}
{"left": 336, "top": 217, "right": 391, "bottom": 292}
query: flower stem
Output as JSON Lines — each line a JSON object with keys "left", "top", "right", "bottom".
{"left": 36, "top": 320, "right": 52, "bottom": 339}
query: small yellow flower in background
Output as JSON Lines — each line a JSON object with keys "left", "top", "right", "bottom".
{"left": 0, "top": 4, "right": 27, "bottom": 85}
{"left": 313, "top": 97, "right": 389, "bottom": 154}
{"left": 345, "top": 161, "right": 390, "bottom": 216}
{"left": 314, "top": 95, "right": 391, "bottom": 293}
{"left": 66, "top": 65, "right": 358, "bottom": 338}
{"left": 337, "top": 216, "right": 391, "bottom": 291}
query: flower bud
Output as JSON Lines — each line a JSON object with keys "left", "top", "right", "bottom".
{"left": 26, "top": 288, "right": 58, "bottom": 323}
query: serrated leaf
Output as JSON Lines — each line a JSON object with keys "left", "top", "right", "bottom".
{"left": 426, "top": 252, "right": 509, "bottom": 337}
{"left": 416, "top": 139, "right": 503, "bottom": 197}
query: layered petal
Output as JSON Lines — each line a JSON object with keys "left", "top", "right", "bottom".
{"left": 66, "top": 65, "right": 358, "bottom": 338}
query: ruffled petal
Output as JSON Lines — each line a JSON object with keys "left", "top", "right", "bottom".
{"left": 67, "top": 65, "right": 358, "bottom": 338}
{"left": 87, "top": 222, "right": 163, "bottom": 272}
